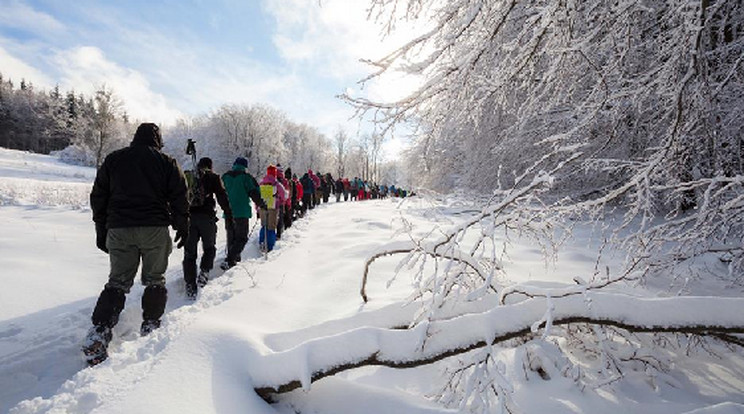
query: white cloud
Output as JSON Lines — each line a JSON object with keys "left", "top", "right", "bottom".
{"left": 262, "top": 0, "right": 427, "bottom": 111}
{"left": 0, "top": 1, "right": 66, "bottom": 36}
{"left": 0, "top": 44, "right": 54, "bottom": 88}
{"left": 52, "top": 46, "right": 183, "bottom": 125}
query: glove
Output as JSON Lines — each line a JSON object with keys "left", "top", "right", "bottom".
{"left": 95, "top": 222, "right": 108, "bottom": 253}
{"left": 174, "top": 223, "right": 189, "bottom": 249}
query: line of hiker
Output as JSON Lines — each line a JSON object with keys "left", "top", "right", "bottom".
{"left": 83, "top": 124, "right": 412, "bottom": 366}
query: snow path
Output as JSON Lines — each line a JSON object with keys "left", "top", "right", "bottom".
{"left": 3, "top": 198, "right": 445, "bottom": 414}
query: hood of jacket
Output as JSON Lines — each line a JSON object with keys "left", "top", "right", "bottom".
{"left": 131, "top": 123, "right": 163, "bottom": 149}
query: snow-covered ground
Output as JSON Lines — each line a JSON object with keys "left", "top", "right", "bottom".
{"left": 0, "top": 147, "right": 742, "bottom": 414}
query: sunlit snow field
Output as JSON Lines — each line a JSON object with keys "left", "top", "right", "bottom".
{"left": 0, "top": 147, "right": 742, "bottom": 414}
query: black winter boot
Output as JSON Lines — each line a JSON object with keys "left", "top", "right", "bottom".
{"left": 91, "top": 287, "right": 126, "bottom": 328}
{"left": 82, "top": 325, "right": 113, "bottom": 366}
{"left": 141, "top": 285, "right": 167, "bottom": 336}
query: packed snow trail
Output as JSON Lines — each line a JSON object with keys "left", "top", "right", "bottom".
{"left": 4, "top": 199, "right": 444, "bottom": 414}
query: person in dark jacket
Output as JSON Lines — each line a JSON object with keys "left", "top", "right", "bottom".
{"left": 221, "top": 157, "right": 266, "bottom": 269}
{"left": 335, "top": 177, "right": 344, "bottom": 202}
{"left": 183, "top": 157, "right": 233, "bottom": 299}
{"left": 84, "top": 122, "right": 189, "bottom": 366}
{"left": 300, "top": 171, "right": 314, "bottom": 213}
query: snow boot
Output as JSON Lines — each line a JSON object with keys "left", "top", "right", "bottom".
{"left": 141, "top": 285, "right": 167, "bottom": 336}
{"left": 197, "top": 270, "right": 209, "bottom": 288}
{"left": 82, "top": 325, "right": 112, "bottom": 366}
{"left": 185, "top": 282, "right": 197, "bottom": 300}
{"left": 140, "top": 319, "right": 161, "bottom": 336}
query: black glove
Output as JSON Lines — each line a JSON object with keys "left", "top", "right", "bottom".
{"left": 95, "top": 222, "right": 108, "bottom": 253}
{"left": 174, "top": 223, "right": 189, "bottom": 249}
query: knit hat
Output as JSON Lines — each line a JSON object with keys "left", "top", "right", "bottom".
{"left": 197, "top": 157, "right": 212, "bottom": 170}
{"left": 233, "top": 157, "right": 248, "bottom": 168}
{"left": 267, "top": 164, "right": 277, "bottom": 178}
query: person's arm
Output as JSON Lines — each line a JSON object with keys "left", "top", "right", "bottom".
{"left": 213, "top": 174, "right": 233, "bottom": 219}
{"left": 90, "top": 158, "right": 111, "bottom": 253}
{"left": 90, "top": 161, "right": 110, "bottom": 226}
{"left": 245, "top": 174, "right": 268, "bottom": 210}
{"left": 166, "top": 158, "right": 190, "bottom": 232}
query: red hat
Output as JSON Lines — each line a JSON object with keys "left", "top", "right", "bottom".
{"left": 267, "top": 165, "right": 277, "bottom": 177}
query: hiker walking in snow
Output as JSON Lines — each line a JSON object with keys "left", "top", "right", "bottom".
{"left": 335, "top": 177, "right": 344, "bottom": 202}
{"left": 310, "top": 169, "right": 321, "bottom": 207}
{"left": 258, "top": 165, "right": 286, "bottom": 252}
{"left": 221, "top": 157, "right": 266, "bottom": 270}
{"left": 282, "top": 167, "right": 296, "bottom": 228}
{"left": 350, "top": 177, "right": 358, "bottom": 201}
{"left": 342, "top": 177, "right": 350, "bottom": 201}
{"left": 84, "top": 123, "right": 189, "bottom": 366}
{"left": 300, "top": 171, "right": 315, "bottom": 212}
{"left": 182, "top": 157, "right": 233, "bottom": 299}
{"left": 292, "top": 172, "right": 304, "bottom": 219}
{"left": 275, "top": 164, "right": 290, "bottom": 239}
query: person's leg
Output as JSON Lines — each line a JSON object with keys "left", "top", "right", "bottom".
{"left": 85, "top": 227, "right": 139, "bottom": 364}
{"left": 230, "top": 218, "right": 250, "bottom": 263}
{"left": 267, "top": 209, "right": 278, "bottom": 251}
{"left": 182, "top": 218, "right": 200, "bottom": 290}
{"left": 225, "top": 217, "right": 236, "bottom": 265}
{"left": 198, "top": 216, "right": 217, "bottom": 273}
{"left": 137, "top": 226, "right": 172, "bottom": 333}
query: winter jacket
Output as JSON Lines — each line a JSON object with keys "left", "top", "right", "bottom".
{"left": 90, "top": 129, "right": 188, "bottom": 231}
{"left": 277, "top": 170, "right": 292, "bottom": 208}
{"left": 300, "top": 173, "right": 314, "bottom": 194}
{"left": 294, "top": 178, "right": 303, "bottom": 200}
{"left": 189, "top": 169, "right": 233, "bottom": 219}
{"left": 309, "top": 170, "right": 321, "bottom": 189}
{"left": 222, "top": 164, "right": 263, "bottom": 219}
{"left": 259, "top": 175, "right": 287, "bottom": 210}
{"left": 335, "top": 179, "right": 344, "bottom": 193}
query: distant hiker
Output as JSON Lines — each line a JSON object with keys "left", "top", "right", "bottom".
{"left": 292, "top": 173, "right": 304, "bottom": 219}
{"left": 84, "top": 123, "right": 189, "bottom": 366}
{"left": 300, "top": 170, "right": 315, "bottom": 212}
{"left": 283, "top": 167, "right": 296, "bottom": 228}
{"left": 323, "top": 173, "right": 333, "bottom": 203}
{"left": 350, "top": 177, "right": 358, "bottom": 201}
{"left": 182, "top": 157, "right": 233, "bottom": 299}
{"left": 258, "top": 164, "right": 286, "bottom": 252}
{"left": 310, "top": 170, "right": 321, "bottom": 207}
{"left": 342, "top": 177, "right": 350, "bottom": 201}
{"left": 275, "top": 164, "right": 290, "bottom": 239}
{"left": 335, "top": 177, "right": 344, "bottom": 202}
{"left": 221, "top": 157, "right": 266, "bottom": 270}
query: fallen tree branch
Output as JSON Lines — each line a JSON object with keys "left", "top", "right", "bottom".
{"left": 253, "top": 293, "right": 744, "bottom": 401}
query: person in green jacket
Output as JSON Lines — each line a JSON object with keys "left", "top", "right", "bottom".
{"left": 220, "top": 157, "right": 266, "bottom": 269}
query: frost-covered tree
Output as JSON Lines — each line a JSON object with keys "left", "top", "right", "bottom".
{"left": 316, "top": 0, "right": 744, "bottom": 411}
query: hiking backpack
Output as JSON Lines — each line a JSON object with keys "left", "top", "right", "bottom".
{"left": 185, "top": 169, "right": 206, "bottom": 207}
{"left": 260, "top": 183, "right": 276, "bottom": 210}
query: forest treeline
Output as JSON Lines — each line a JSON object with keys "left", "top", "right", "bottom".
{"left": 0, "top": 73, "right": 400, "bottom": 184}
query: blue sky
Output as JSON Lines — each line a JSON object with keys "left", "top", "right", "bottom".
{"left": 0, "top": 0, "right": 421, "bottom": 148}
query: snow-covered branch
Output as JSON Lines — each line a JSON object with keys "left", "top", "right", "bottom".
{"left": 253, "top": 293, "right": 744, "bottom": 400}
